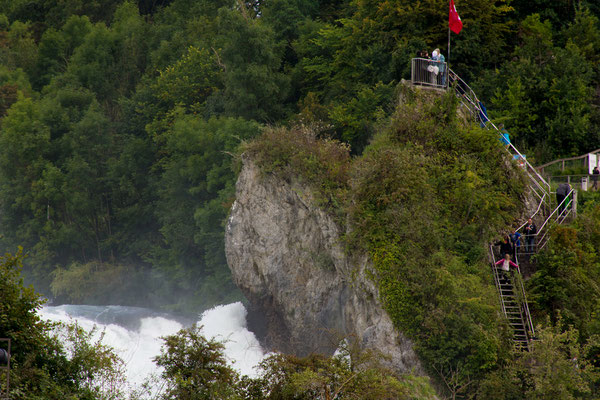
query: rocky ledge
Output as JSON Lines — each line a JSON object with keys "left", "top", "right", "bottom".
{"left": 225, "top": 156, "right": 423, "bottom": 373}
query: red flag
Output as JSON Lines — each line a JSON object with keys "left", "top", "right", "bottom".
{"left": 449, "top": 0, "right": 463, "bottom": 34}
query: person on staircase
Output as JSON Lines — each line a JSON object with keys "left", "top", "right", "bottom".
{"left": 499, "top": 124, "right": 510, "bottom": 148}
{"left": 524, "top": 218, "right": 537, "bottom": 253}
{"left": 495, "top": 235, "right": 513, "bottom": 259}
{"left": 556, "top": 182, "right": 571, "bottom": 215}
{"left": 592, "top": 166, "right": 599, "bottom": 191}
{"left": 510, "top": 230, "right": 522, "bottom": 259}
{"left": 495, "top": 254, "right": 519, "bottom": 280}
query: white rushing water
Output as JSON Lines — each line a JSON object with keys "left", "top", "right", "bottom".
{"left": 39, "top": 302, "right": 267, "bottom": 390}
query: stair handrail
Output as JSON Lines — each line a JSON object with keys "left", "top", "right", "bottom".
{"left": 447, "top": 68, "right": 551, "bottom": 196}
{"left": 490, "top": 245, "right": 534, "bottom": 349}
{"left": 535, "top": 187, "right": 575, "bottom": 237}
{"left": 489, "top": 245, "right": 508, "bottom": 317}
{"left": 512, "top": 265, "right": 535, "bottom": 339}
{"left": 515, "top": 193, "right": 547, "bottom": 233}
{"left": 448, "top": 70, "right": 481, "bottom": 117}
{"left": 536, "top": 190, "right": 575, "bottom": 251}
{"left": 525, "top": 188, "right": 574, "bottom": 253}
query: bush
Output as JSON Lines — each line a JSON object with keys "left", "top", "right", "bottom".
{"left": 245, "top": 124, "right": 351, "bottom": 211}
{"left": 0, "top": 249, "right": 125, "bottom": 399}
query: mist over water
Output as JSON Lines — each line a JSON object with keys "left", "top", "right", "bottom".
{"left": 39, "top": 302, "right": 267, "bottom": 390}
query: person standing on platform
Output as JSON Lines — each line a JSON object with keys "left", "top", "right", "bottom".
{"left": 556, "top": 183, "right": 571, "bottom": 215}
{"left": 524, "top": 218, "right": 537, "bottom": 253}
{"left": 431, "top": 49, "right": 446, "bottom": 86}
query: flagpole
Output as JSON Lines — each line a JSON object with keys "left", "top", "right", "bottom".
{"left": 447, "top": 26, "right": 451, "bottom": 88}
{"left": 446, "top": 26, "right": 450, "bottom": 63}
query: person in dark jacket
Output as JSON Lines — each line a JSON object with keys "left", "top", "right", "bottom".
{"left": 556, "top": 183, "right": 571, "bottom": 215}
{"left": 524, "top": 218, "right": 537, "bottom": 253}
{"left": 495, "top": 236, "right": 513, "bottom": 259}
{"left": 592, "top": 166, "right": 599, "bottom": 191}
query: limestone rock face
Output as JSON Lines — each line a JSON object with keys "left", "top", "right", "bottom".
{"left": 225, "top": 157, "right": 423, "bottom": 373}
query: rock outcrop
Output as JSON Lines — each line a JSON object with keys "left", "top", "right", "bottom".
{"left": 225, "top": 156, "right": 423, "bottom": 373}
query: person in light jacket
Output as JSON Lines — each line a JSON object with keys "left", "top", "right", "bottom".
{"left": 431, "top": 48, "right": 446, "bottom": 86}
{"left": 495, "top": 254, "right": 519, "bottom": 280}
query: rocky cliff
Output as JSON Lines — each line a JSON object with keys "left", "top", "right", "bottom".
{"left": 225, "top": 156, "right": 423, "bottom": 373}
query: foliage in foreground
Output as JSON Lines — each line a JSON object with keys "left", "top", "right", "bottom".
{"left": 0, "top": 250, "right": 126, "bottom": 399}
{"left": 149, "top": 325, "right": 437, "bottom": 400}
{"left": 149, "top": 319, "right": 600, "bottom": 400}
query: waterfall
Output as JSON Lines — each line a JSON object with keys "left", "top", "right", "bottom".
{"left": 39, "top": 302, "right": 267, "bottom": 391}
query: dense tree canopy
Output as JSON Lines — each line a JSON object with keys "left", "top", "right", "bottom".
{"left": 1, "top": 0, "right": 600, "bottom": 397}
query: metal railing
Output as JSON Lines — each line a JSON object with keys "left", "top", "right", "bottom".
{"left": 411, "top": 58, "right": 448, "bottom": 89}
{"left": 513, "top": 268, "right": 535, "bottom": 342}
{"left": 511, "top": 187, "right": 575, "bottom": 256}
{"left": 410, "top": 58, "right": 549, "bottom": 201}
{"left": 515, "top": 193, "right": 547, "bottom": 233}
{"left": 414, "top": 62, "right": 553, "bottom": 199}
{"left": 537, "top": 148, "right": 600, "bottom": 176}
{"left": 412, "top": 60, "right": 549, "bottom": 350}
{"left": 489, "top": 245, "right": 507, "bottom": 317}
{"left": 535, "top": 188, "right": 575, "bottom": 251}
{"left": 447, "top": 70, "right": 481, "bottom": 119}
{"left": 489, "top": 246, "right": 535, "bottom": 349}
{"left": 548, "top": 174, "right": 599, "bottom": 191}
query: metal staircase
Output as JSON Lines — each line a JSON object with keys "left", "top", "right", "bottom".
{"left": 411, "top": 61, "right": 577, "bottom": 350}
{"left": 445, "top": 69, "right": 543, "bottom": 350}
{"left": 490, "top": 246, "right": 535, "bottom": 350}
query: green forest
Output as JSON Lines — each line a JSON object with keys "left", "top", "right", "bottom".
{"left": 2, "top": 0, "right": 600, "bottom": 398}
{"left": 0, "top": 0, "right": 599, "bottom": 312}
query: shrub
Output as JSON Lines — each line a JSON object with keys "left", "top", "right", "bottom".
{"left": 244, "top": 124, "right": 351, "bottom": 210}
